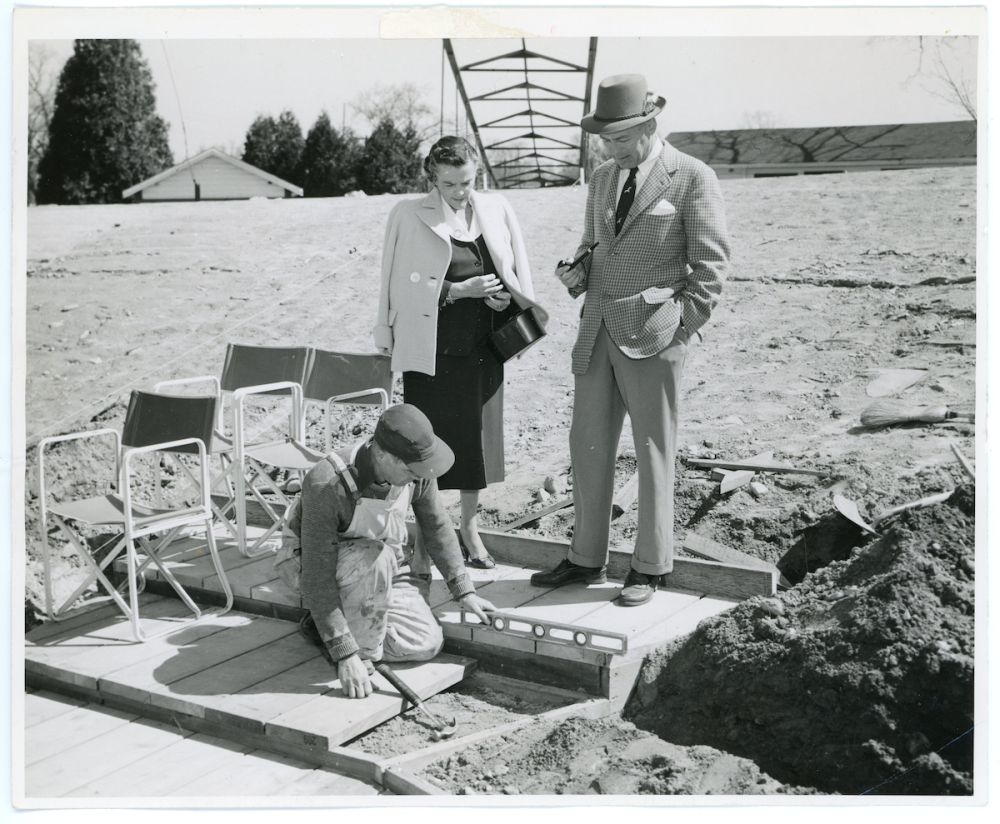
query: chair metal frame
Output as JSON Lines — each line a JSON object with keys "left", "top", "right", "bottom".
{"left": 37, "top": 397, "right": 234, "bottom": 642}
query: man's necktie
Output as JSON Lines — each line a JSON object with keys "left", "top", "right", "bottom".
{"left": 614, "top": 167, "right": 638, "bottom": 236}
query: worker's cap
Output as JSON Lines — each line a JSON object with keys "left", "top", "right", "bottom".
{"left": 374, "top": 404, "right": 455, "bottom": 479}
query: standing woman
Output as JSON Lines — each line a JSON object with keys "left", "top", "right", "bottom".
{"left": 374, "top": 136, "right": 546, "bottom": 567}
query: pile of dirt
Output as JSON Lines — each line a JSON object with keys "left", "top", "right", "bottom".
{"left": 420, "top": 715, "right": 808, "bottom": 795}
{"left": 628, "top": 486, "right": 975, "bottom": 795}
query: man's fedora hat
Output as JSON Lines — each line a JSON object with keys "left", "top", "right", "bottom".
{"left": 581, "top": 74, "right": 666, "bottom": 135}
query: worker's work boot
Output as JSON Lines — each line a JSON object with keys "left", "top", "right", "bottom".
{"left": 617, "top": 569, "right": 661, "bottom": 607}
{"left": 530, "top": 558, "right": 607, "bottom": 588}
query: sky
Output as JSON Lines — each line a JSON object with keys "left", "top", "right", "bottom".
{"left": 30, "top": 33, "right": 979, "bottom": 163}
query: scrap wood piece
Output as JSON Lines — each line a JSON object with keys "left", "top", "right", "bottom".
{"left": 950, "top": 442, "right": 976, "bottom": 482}
{"left": 916, "top": 274, "right": 976, "bottom": 286}
{"left": 498, "top": 497, "right": 573, "bottom": 532}
{"left": 915, "top": 339, "right": 976, "bottom": 349}
{"left": 872, "top": 489, "right": 955, "bottom": 527}
{"left": 720, "top": 470, "right": 755, "bottom": 494}
{"left": 682, "top": 531, "right": 791, "bottom": 589}
{"left": 611, "top": 471, "right": 640, "bottom": 519}
{"left": 865, "top": 368, "right": 928, "bottom": 398}
{"left": 684, "top": 457, "right": 827, "bottom": 477}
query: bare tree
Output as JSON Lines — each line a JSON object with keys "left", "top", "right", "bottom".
{"left": 924, "top": 38, "right": 977, "bottom": 120}
{"left": 27, "top": 44, "right": 59, "bottom": 204}
{"left": 350, "top": 82, "right": 436, "bottom": 138}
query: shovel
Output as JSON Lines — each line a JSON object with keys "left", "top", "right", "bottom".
{"left": 833, "top": 494, "right": 878, "bottom": 535}
{"left": 373, "top": 661, "right": 457, "bottom": 741}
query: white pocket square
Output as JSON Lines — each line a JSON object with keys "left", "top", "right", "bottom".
{"left": 649, "top": 199, "right": 676, "bottom": 216}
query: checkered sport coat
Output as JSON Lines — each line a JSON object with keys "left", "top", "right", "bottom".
{"left": 569, "top": 141, "right": 730, "bottom": 375}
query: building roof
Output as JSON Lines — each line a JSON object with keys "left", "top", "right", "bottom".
{"left": 122, "top": 148, "right": 304, "bottom": 198}
{"left": 667, "top": 120, "right": 977, "bottom": 166}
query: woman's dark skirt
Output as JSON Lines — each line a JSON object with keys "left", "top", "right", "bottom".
{"left": 403, "top": 347, "right": 505, "bottom": 491}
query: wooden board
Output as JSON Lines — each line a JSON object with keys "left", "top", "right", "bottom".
{"left": 166, "top": 749, "right": 321, "bottom": 797}
{"left": 26, "top": 600, "right": 255, "bottom": 691}
{"left": 611, "top": 471, "right": 640, "bottom": 519}
{"left": 141, "top": 631, "right": 321, "bottom": 719}
{"left": 498, "top": 497, "right": 573, "bottom": 532}
{"left": 26, "top": 716, "right": 189, "bottom": 798}
{"left": 68, "top": 732, "right": 255, "bottom": 797}
{"left": 477, "top": 529, "right": 775, "bottom": 599}
{"left": 627, "top": 595, "right": 738, "bottom": 654}
{"left": 264, "top": 655, "right": 474, "bottom": 751}
{"left": 274, "top": 766, "right": 380, "bottom": 796}
{"left": 682, "top": 531, "right": 787, "bottom": 588}
{"left": 23, "top": 690, "right": 87, "bottom": 729}
{"left": 97, "top": 614, "right": 298, "bottom": 708}
{"left": 26, "top": 703, "right": 139, "bottom": 766}
{"left": 201, "top": 655, "right": 341, "bottom": 734}
{"left": 683, "top": 457, "right": 827, "bottom": 477}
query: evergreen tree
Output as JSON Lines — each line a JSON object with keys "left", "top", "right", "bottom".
{"left": 242, "top": 109, "right": 304, "bottom": 186}
{"left": 36, "top": 39, "right": 173, "bottom": 205}
{"left": 298, "top": 112, "right": 362, "bottom": 197}
{"left": 356, "top": 118, "right": 423, "bottom": 195}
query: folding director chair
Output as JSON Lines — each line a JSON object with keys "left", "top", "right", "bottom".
{"left": 234, "top": 348, "right": 394, "bottom": 555}
{"left": 155, "top": 343, "right": 312, "bottom": 559}
{"left": 37, "top": 390, "right": 234, "bottom": 642}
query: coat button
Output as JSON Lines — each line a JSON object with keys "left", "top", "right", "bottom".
{"left": 410, "top": 272, "right": 421, "bottom": 283}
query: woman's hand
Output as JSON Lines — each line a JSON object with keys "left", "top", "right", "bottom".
{"left": 452, "top": 274, "right": 503, "bottom": 300}
{"left": 485, "top": 290, "right": 511, "bottom": 312}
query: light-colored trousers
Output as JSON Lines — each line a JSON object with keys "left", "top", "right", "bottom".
{"left": 567, "top": 323, "right": 689, "bottom": 576}
{"left": 334, "top": 539, "right": 443, "bottom": 663}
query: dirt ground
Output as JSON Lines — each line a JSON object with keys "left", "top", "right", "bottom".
{"left": 345, "top": 671, "right": 572, "bottom": 758}
{"left": 419, "top": 714, "right": 812, "bottom": 795}
{"left": 20, "top": 165, "right": 978, "bottom": 794}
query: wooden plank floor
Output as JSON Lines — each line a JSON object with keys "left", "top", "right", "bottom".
{"left": 109, "top": 525, "right": 739, "bottom": 665}
{"left": 24, "top": 598, "right": 475, "bottom": 768}
{"left": 22, "top": 692, "right": 380, "bottom": 799}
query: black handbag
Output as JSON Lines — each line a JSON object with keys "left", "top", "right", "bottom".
{"left": 488, "top": 306, "right": 547, "bottom": 362}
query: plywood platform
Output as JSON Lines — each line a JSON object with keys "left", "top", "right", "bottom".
{"left": 24, "top": 597, "right": 475, "bottom": 784}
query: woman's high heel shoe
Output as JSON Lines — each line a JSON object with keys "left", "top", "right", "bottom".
{"left": 459, "top": 536, "right": 496, "bottom": 569}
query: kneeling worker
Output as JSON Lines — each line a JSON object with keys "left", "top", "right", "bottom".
{"left": 277, "top": 403, "right": 496, "bottom": 699}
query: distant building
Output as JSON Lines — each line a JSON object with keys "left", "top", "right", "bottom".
{"left": 122, "top": 148, "right": 303, "bottom": 202}
{"left": 667, "top": 120, "right": 976, "bottom": 179}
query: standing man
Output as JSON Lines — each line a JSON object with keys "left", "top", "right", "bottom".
{"left": 278, "top": 404, "right": 495, "bottom": 699}
{"left": 531, "top": 74, "right": 730, "bottom": 606}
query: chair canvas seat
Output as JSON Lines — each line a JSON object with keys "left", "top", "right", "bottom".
{"left": 48, "top": 494, "right": 175, "bottom": 526}
{"left": 244, "top": 439, "right": 325, "bottom": 472}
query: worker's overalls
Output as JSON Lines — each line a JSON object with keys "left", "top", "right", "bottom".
{"left": 276, "top": 443, "right": 443, "bottom": 663}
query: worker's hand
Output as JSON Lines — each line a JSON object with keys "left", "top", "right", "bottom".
{"left": 338, "top": 653, "right": 373, "bottom": 699}
{"left": 555, "top": 260, "right": 586, "bottom": 290}
{"left": 453, "top": 274, "right": 503, "bottom": 300}
{"left": 459, "top": 593, "right": 496, "bottom": 625}
{"left": 485, "top": 290, "right": 511, "bottom": 312}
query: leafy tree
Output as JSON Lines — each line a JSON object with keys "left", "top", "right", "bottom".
{"left": 356, "top": 118, "right": 423, "bottom": 195}
{"left": 241, "top": 109, "right": 304, "bottom": 186}
{"left": 36, "top": 39, "right": 173, "bottom": 205}
{"left": 298, "top": 111, "right": 362, "bottom": 197}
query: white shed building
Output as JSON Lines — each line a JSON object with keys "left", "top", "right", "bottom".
{"left": 122, "top": 148, "right": 303, "bottom": 202}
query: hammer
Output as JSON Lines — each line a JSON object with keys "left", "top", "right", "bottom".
{"left": 373, "top": 661, "right": 457, "bottom": 741}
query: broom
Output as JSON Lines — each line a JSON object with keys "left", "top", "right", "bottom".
{"left": 860, "top": 399, "right": 975, "bottom": 428}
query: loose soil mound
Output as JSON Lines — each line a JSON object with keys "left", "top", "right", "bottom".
{"left": 628, "top": 486, "right": 975, "bottom": 795}
{"left": 421, "top": 715, "right": 807, "bottom": 795}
